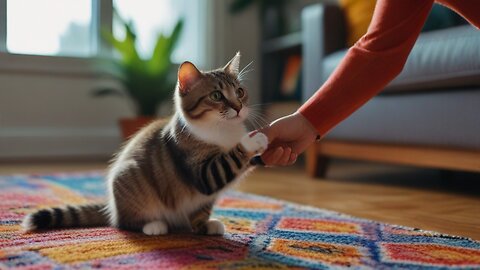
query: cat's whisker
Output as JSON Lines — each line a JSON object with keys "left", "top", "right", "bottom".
{"left": 249, "top": 102, "right": 273, "bottom": 107}
{"left": 253, "top": 119, "right": 264, "bottom": 130}
{"left": 239, "top": 60, "right": 254, "bottom": 75}
{"left": 246, "top": 117, "right": 261, "bottom": 130}
{"left": 238, "top": 68, "right": 254, "bottom": 82}
{"left": 238, "top": 61, "right": 254, "bottom": 82}
{"left": 239, "top": 68, "right": 254, "bottom": 77}
{"left": 250, "top": 117, "right": 265, "bottom": 130}
{"left": 248, "top": 109, "right": 268, "bottom": 121}
{"left": 246, "top": 119, "right": 259, "bottom": 130}
{"left": 247, "top": 112, "right": 268, "bottom": 130}
{"left": 248, "top": 113, "right": 269, "bottom": 129}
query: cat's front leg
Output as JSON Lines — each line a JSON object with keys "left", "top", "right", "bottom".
{"left": 194, "top": 132, "right": 268, "bottom": 196}
{"left": 189, "top": 203, "right": 224, "bottom": 235}
{"left": 203, "top": 219, "right": 225, "bottom": 235}
{"left": 192, "top": 219, "right": 225, "bottom": 236}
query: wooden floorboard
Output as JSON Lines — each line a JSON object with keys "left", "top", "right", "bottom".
{"left": 1, "top": 160, "right": 479, "bottom": 240}
{"left": 315, "top": 141, "right": 480, "bottom": 172}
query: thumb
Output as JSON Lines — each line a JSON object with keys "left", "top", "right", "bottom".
{"left": 258, "top": 124, "right": 278, "bottom": 144}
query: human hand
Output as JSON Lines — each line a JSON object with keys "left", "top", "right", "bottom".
{"left": 259, "top": 112, "right": 318, "bottom": 166}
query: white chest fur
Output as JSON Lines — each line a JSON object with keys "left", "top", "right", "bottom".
{"left": 185, "top": 120, "right": 247, "bottom": 151}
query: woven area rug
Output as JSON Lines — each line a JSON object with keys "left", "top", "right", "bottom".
{"left": 1, "top": 172, "right": 479, "bottom": 269}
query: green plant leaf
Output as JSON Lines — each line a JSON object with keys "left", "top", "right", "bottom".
{"left": 101, "top": 22, "right": 141, "bottom": 67}
{"left": 149, "top": 19, "right": 184, "bottom": 75}
{"left": 97, "top": 12, "right": 183, "bottom": 117}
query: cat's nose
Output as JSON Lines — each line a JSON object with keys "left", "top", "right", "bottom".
{"left": 232, "top": 104, "right": 242, "bottom": 115}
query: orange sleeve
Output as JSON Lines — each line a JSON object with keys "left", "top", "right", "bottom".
{"left": 298, "top": 0, "right": 434, "bottom": 136}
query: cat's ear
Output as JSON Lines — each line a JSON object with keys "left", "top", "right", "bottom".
{"left": 224, "top": 52, "right": 241, "bottom": 77}
{"left": 178, "top": 61, "right": 202, "bottom": 95}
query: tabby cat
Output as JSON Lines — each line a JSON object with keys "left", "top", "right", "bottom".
{"left": 22, "top": 53, "right": 268, "bottom": 236}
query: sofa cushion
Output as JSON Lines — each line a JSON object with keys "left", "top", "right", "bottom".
{"left": 322, "top": 25, "right": 480, "bottom": 93}
{"left": 327, "top": 89, "right": 480, "bottom": 150}
{"left": 422, "top": 4, "right": 467, "bottom": 32}
{"left": 339, "top": 2, "right": 465, "bottom": 48}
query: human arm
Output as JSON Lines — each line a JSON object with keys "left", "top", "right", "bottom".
{"left": 262, "top": 0, "right": 435, "bottom": 166}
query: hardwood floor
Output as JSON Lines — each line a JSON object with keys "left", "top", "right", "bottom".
{"left": 1, "top": 159, "right": 479, "bottom": 240}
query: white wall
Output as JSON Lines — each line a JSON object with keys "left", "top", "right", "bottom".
{"left": 0, "top": 69, "right": 131, "bottom": 160}
{"left": 226, "top": 4, "right": 262, "bottom": 107}
{"left": 206, "top": 0, "right": 262, "bottom": 105}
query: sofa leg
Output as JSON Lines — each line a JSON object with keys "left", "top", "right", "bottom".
{"left": 306, "top": 145, "right": 330, "bottom": 178}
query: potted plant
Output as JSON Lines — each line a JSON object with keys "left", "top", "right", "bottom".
{"left": 93, "top": 13, "right": 183, "bottom": 140}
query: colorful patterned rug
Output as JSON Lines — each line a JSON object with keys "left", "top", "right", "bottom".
{"left": 1, "top": 172, "right": 479, "bottom": 269}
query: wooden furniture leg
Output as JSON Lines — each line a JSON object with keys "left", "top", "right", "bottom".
{"left": 306, "top": 140, "right": 480, "bottom": 177}
{"left": 306, "top": 144, "right": 330, "bottom": 178}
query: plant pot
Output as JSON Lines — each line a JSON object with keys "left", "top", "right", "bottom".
{"left": 119, "top": 117, "right": 156, "bottom": 140}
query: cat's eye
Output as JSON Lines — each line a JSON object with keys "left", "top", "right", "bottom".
{"left": 209, "top": 91, "right": 223, "bottom": 101}
{"left": 236, "top": 88, "right": 245, "bottom": 98}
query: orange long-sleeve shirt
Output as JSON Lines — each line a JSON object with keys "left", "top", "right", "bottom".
{"left": 298, "top": 0, "right": 480, "bottom": 137}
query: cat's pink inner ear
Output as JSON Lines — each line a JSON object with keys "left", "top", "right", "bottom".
{"left": 178, "top": 61, "right": 202, "bottom": 94}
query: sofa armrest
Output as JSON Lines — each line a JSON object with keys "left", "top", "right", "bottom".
{"left": 302, "top": 3, "right": 346, "bottom": 102}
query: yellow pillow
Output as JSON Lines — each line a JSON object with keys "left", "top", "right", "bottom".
{"left": 339, "top": 0, "right": 377, "bottom": 46}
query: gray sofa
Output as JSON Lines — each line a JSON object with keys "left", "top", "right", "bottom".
{"left": 301, "top": 3, "right": 480, "bottom": 176}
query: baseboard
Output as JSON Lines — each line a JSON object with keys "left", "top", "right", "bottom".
{"left": 0, "top": 127, "right": 121, "bottom": 159}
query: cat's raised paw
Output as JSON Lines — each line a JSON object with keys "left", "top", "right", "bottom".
{"left": 240, "top": 132, "right": 268, "bottom": 155}
{"left": 205, "top": 219, "right": 225, "bottom": 235}
{"left": 143, "top": 220, "right": 168, "bottom": 235}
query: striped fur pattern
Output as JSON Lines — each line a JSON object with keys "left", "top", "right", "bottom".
{"left": 22, "top": 53, "right": 268, "bottom": 236}
{"left": 22, "top": 204, "right": 108, "bottom": 230}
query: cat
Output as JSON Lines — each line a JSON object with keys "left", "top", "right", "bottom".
{"left": 22, "top": 52, "right": 268, "bottom": 236}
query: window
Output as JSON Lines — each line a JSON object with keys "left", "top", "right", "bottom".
{"left": 6, "top": 0, "right": 95, "bottom": 57}
{"left": 113, "top": 0, "right": 204, "bottom": 65}
{"left": 0, "top": 0, "right": 207, "bottom": 68}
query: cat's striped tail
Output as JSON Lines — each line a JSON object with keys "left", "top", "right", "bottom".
{"left": 21, "top": 203, "right": 109, "bottom": 231}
